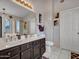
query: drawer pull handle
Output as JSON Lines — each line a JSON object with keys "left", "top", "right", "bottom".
{"left": 8, "top": 52, "right": 11, "bottom": 56}
{"left": 0, "top": 55, "right": 10, "bottom": 58}
{"left": 21, "top": 53, "right": 24, "bottom": 55}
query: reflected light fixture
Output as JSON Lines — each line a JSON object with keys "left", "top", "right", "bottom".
{"left": 60, "top": 0, "right": 64, "bottom": 3}
{"left": 16, "top": 0, "right": 33, "bottom": 9}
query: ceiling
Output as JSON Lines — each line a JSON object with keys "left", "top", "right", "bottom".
{"left": 1, "top": 0, "right": 79, "bottom": 17}
{"left": 54, "top": 0, "right": 79, "bottom": 11}
{"left": 0, "top": 0, "right": 33, "bottom": 17}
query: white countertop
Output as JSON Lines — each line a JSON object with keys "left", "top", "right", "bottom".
{"left": 0, "top": 35, "right": 45, "bottom": 51}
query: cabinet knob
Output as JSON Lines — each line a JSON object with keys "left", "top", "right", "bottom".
{"left": 8, "top": 52, "right": 11, "bottom": 56}
{"left": 21, "top": 53, "right": 23, "bottom": 55}
{"left": 0, "top": 53, "right": 10, "bottom": 58}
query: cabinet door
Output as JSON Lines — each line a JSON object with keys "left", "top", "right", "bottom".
{"left": 40, "top": 39, "right": 46, "bottom": 55}
{"left": 9, "top": 54, "right": 20, "bottom": 59}
{"left": 0, "top": 58, "right": 8, "bottom": 59}
{"left": 60, "top": 10, "right": 73, "bottom": 50}
{"left": 34, "top": 45, "right": 40, "bottom": 59}
{"left": 21, "top": 49, "right": 32, "bottom": 59}
{"left": 0, "top": 54, "right": 20, "bottom": 59}
{"left": 72, "top": 8, "right": 79, "bottom": 52}
{"left": 0, "top": 16, "right": 2, "bottom": 37}
{"left": 0, "top": 57, "right": 9, "bottom": 59}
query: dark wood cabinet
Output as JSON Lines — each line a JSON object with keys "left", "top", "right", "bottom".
{"left": 33, "top": 40, "right": 40, "bottom": 59}
{"left": 9, "top": 54, "right": 20, "bottom": 59}
{"left": 34, "top": 45, "right": 40, "bottom": 59}
{"left": 21, "top": 42, "right": 33, "bottom": 59}
{"left": 0, "top": 16, "right": 2, "bottom": 37}
{"left": 0, "top": 57, "right": 9, "bottom": 59}
{"left": 0, "top": 38, "right": 46, "bottom": 59}
{"left": 21, "top": 49, "right": 32, "bottom": 59}
{"left": 40, "top": 38, "right": 46, "bottom": 55}
{"left": 0, "top": 46, "right": 20, "bottom": 59}
{"left": 21, "top": 42, "right": 32, "bottom": 52}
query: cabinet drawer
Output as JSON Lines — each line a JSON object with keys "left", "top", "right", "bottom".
{"left": 9, "top": 54, "right": 20, "bottom": 59}
{"left": 40, "top": 38, "right": 45, "bottom": 47}
{"left": 21, "top": 42, "right": 32, "bottom": 51}
{"left": 33, "top": 40, "right": 40, "bottom": 46}
{"left": 40, "top": 38, "right": 45, "bottom": 43}
{"left": 0, "top": 46, "right": 20, "bottom": 57}
{"left": 21, "top": 48, "right": 33, "bottom": 59}
{"left": 41, "top": 43, "right": 45, "bottom": 48}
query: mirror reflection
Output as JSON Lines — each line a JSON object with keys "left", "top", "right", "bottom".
{"left": 15, "top": 20, "right": 20, "bottom": 33}
{"left": 5, "top": 19, "right": 12, "bottom": 33}
{"left": 0, "top": 0, "right": 36, "bottom": 39}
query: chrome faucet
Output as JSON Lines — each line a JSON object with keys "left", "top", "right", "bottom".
{"left": 5, "top": 35, "right": 13, "bottom": 42}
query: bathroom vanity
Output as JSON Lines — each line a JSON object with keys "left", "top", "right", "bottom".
{"left": 0, "top": 1, "right": 46, "bottom": 59}
{"left": 0, "top": 38, "right": 46, "bottom": 59}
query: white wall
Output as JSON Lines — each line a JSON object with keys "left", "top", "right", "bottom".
{"left": 54, "top": 0, "right": 79, "bottom": 16}
{"left": 53, "top": 0, "right": 79, "bottom": 48}
{"left": 53, "top": 23, "right": 60, "bottom": 48}
{"left": 28, "top": 0, "right": 54, "bottom": 41}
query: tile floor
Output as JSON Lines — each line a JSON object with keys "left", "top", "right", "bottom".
{"left": 43, "top": 47, "right": 71, "bottom": 59}
{"left": 71, "top": 52, "right": 79, "bottom": 59}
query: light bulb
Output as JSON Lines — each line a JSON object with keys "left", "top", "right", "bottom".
{"left": 24, "top": 1, "right": 27, "bottom": 4}
{"left": 21, "top": 0, "right": 24, "bottom": 2}
{"left": 28, "top": 3, "right": 31, "bottom": 6}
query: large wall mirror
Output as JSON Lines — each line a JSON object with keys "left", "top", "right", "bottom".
{"left": 4, "top": 19, "right": 12, "bottom": 33}
{"left": 15, "top": 20, "right": 20, "bottom": 34}
{"left": 0, "top": 0, "right": 36, "bottom": 37}
{"left": 2, "top": 13, "right": 36, "bottom": 36}
{"left": 15, "top": 20, "right": 28, "bottom": 35}
{"left": 0, "top": 0, "right": 37, "bottom": 38}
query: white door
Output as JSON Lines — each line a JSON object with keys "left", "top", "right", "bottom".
{"left": 72, "top": 8, "right": 79, "bottom": 52}
{"left": 60, "top": 10, "right": 73, "bottom": 50}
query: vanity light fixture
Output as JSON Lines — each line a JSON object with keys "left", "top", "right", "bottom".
{"left": 60, "top": 0, "right": 64, "bottom": 3}
{"left": 16, "top": 0, "right": 33, "bottom": 9}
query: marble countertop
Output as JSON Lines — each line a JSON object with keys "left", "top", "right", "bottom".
{"left": 0, "top": 35, "right": 45, "bottom": 51}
